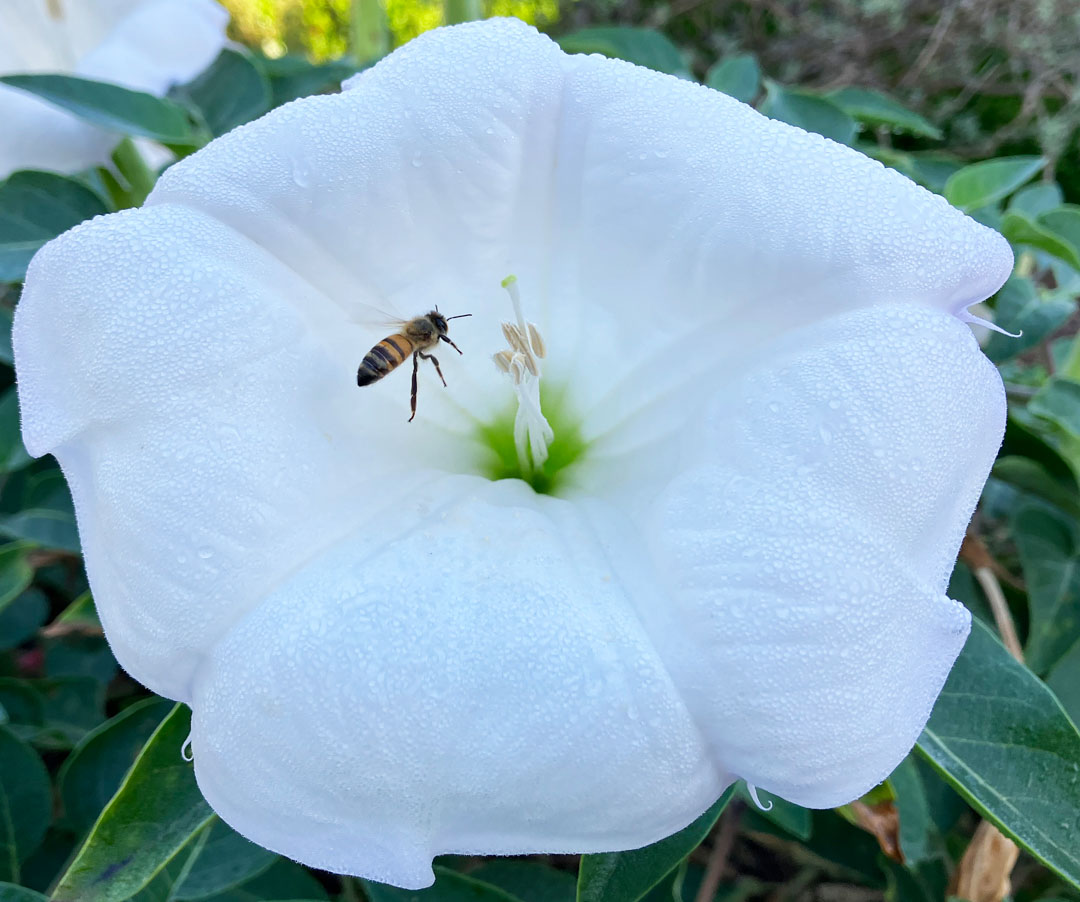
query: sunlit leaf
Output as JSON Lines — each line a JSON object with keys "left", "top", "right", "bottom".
{"left": 557, "top": 27, "right": 688, "bottom": 76}
{"left": 52, "top": 705, "right": 214, "bottom": 902}
{"left": 759, "top": 83, "right": 857, "bottom": 144}
{"left": 944, "top": 156, "right": 1045, "bottom": 212}
{"left": 917, "top": 619, "right": 1080, "bottom": 889}
{"left": 827, "top": 87, "right": 941, "bottom": 139}
{"left": 704, "top": 54, "right": 760, "bottom": 103}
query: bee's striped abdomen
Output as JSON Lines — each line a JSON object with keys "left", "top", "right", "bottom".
{"left": 357, "top": 334, "right": 413, "bottom": 386}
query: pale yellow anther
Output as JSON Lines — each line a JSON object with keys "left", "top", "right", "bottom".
{"left": 527, "top": 324, "right": 546, "bottom": 359}
{"left": 494, "top": 276, "right": 553, "bottom": 472}
{"left": 493, "top": 350, "right": 514, "bottom": 375}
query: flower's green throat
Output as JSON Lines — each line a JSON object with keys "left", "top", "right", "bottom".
{"left": 476, "top": 384, "right": 588, "bottom": 495}
{"left": 473, "top": 276, "right": 588, "bottom": 496}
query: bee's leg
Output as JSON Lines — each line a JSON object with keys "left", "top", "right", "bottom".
{"left": 439, "top": 334, "right": 463, "bottom": 355}
{"left": 418, "top": 351, "right": 447, "bottom": 387}
{"left": 408, "top": 352, "right": 420, "bottom": 423}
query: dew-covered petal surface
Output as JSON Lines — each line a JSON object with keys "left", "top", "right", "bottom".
{"left": 191, "top": 481, "right": 723, "bottom": 888}
{"left": 145, "top": 18, "right": 1011, "bottom": 431}
{"left": 644, "top": 306, "right": 1004, "bottom": 807}
{"left": 14, "top": 204, "right": 488, "bottom": 698}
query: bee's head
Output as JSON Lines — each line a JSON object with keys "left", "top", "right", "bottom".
{"left": 427, "top": 310, "right": 449, "bottom": 335}
{"left": 429, "top": 308, "right": 471, "bottom": 335}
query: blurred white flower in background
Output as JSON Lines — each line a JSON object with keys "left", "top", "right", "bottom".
{"left": 0, "top": 0, "right": 228, "bottom": 177}
{"left": 14, "top": 18, "right": 1012, "bottom": 890}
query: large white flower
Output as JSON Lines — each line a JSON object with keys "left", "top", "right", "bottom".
{"left": 14, "top": 19, "right": 1011, "bottom": 890}
{"left": 0, "top": 0, "right": 229, "bottom": 177}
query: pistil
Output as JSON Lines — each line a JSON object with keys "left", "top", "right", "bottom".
{"left": 493, "top": 276, "right": 553, "bottom": 474}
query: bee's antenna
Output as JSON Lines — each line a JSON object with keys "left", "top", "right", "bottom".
{"left": 446, "top": 313, "right": 473, "bottom": 320}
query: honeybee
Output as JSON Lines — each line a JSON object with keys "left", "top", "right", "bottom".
{"left": 356, "top": 309, "right": 471, "bottom": 422}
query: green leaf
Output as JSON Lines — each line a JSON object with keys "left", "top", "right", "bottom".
{"left": 943, "top": 156, "right": 1045, "bottom": 212}
{"left": 259, "top": 56, "right": 359, "bottom": 107}
{"left": 0, "top": 591, "right": 48, "bottom": 651}
{"left": 0, "top": 724, "right": 51, "bottom": 883}
{"left": 177, "top": 50, "right": 271, "bottom": 138}
{"left": 52, "top": 704, "right": 215, "bottom": 902}
{"left": 54, "top": 591, "right": 100, "bottom": 628}
{"left": 193, "top": 859, "right": 328, "bottom": 901}
{"left": 174, "top": 819, "right": 277, "bottom": 900}
{"left": 0, "top": 680, "right": 43, "bottom": 733}
{"left": 990, "top": 456, "right": 1080, "bottom": 521}
{"left": 1030, "top": 377, "right": 1080, "bottom": 436}
{"left": 58, "top": 696, "right": 174, "bottom": 833}
{"left": 1040, "top": 205, "right": 1080, "bottom": 262}
{"left": 704, "top": 54, "right": 760, "bottom": 103}
{"left": 556, "top": 28, "right": 688, "bottom": 76}
{"left": 0, "top": 507, "right": 80, "bottom": 554}
{"left": 0, "top": 170, "right": 109, "bottom": 283}
{"left": 126, "top": 826, "right": 209, "bottom": 902}
{"left": 17, "top": 828, "right": 77, "bottom": 896}
{"left": 0, "top": 307, "right": 13, "bottom": 367}
{"left": 1047, "top": 640, "right": 1080, "bottom": 725}
{"left": 985, "top": 276, "right": 1074, "bottom": 364}
{"left": 1012, "top": 505, "right": 1080, "bottom": 674}
{"left": 1000, "top": 210, "right": 1080, "bottom": 270}
{"left": 467, "top": 861, "right": 575, "bottom": 902}
{"left": 33, "top": 676, "right": 106, "bottom": 749}
{"left": 1009, "top": 182, "right": 1065, "bottom": 218}
{"left": 365, "top": 867, "right": 523, "bottom": 902}
{"left": 576, "top": 789, "right": 734, "bottom": 902}
{"left": 917, "top": 618, "right": 1080, "bottom": 890}
{"left": 0, "top": 390, "right": 31, "bottom": 475}
{"left": 44, "top": 634, "right": 117, "bottom": 683}
{"left": 735, "top": 784, "right": 810, "bottom": 840}
{"left": 888, "top": 756, "right": 944, "bottom": 866}
{"left": 0, "top": 74, "right": 199, "bottom": 145}
{"left": 758, "top": 83, "right": 857, "bottom": 145}
{"left": 827, "top": 87, "right": 941, "bottom": 139}
{"left": 0, "top": 544, "right": 32, "bottom": 615}
{"left": 0, "top": 884, "right": 46, "bottom": 902}
{"left": 904, "top": 154, "right": 964, "bottom": 194}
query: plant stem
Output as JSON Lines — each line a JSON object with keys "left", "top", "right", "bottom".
{"left": 351, "top": 0, "right": 389, "bottom": 63}
{"left": 111, "top": 136, "right": 156, "bottom": 206}
{"left": 444, "top": 0, "right": 483, "bottom": 24}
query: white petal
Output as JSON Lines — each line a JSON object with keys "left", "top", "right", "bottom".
{"left": 148, "top": 20, "right": 1010, "bottom": 435}
{"left": 0, "top": 85, "right": 117, "bottom": 175}
{"left": 76, "top": 0, "right": 229, "bottom": 94}
{"left": 192, "top": 481, "right": 722, "bottom": 889}
{"left": 645, "top": 305, "right": 1003, "bottom": 807}
{"left": 15, "top": 204, "right": 481, "bottom": 698}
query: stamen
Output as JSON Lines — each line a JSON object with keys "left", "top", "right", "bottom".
{"left": 493, "top": 276, "right": 554, "bottom": 473}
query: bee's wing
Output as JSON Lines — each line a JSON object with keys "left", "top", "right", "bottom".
{"left": 345, "top": 298, "right": 409, "bottom": 330}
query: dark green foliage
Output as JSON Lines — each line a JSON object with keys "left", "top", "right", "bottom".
{"left": 0, "top": 171, "right": 109, "bottom": 282}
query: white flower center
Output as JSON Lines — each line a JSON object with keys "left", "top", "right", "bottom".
{"left": 492, "top": 275, "right": 554, "bottom": 475}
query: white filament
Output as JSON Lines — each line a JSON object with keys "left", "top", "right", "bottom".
{"left": 494, "top": 276, "right": 554, "bottom": 473}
